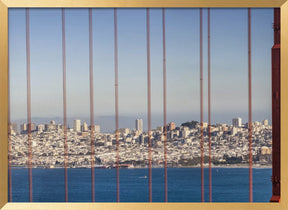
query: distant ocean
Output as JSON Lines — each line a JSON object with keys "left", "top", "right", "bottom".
{"left": 9, "top": 168, "right": 271, "bottom": 202}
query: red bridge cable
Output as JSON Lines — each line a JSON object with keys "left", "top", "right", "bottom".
{"left": 8, "top": 44, "right": 12, "bottom": 202}
{"left": 146, "top": 8, "right": 152, "bottom": 203}
{"left": 248, "top": 8, "right": 253, "bottom": 203}
{"left": 207, "top": 8, "right": 212, "bottom": 203}
{"left": 62, "top": 8, "right": 69, "bottom": 202}
{"left": 199, "top": 8, "right": 204, "bottom": 203}
{"left": 26, "top": 8, "right": 33, "bottom": 203}
{"left": 162, "top": 8, "right": 168, "bottom": 203}
{"left": 89, "top": 8, "right": 95, "bottom": 202}
{"left": 114, "top": 8, "right": 120, "bottom": 203}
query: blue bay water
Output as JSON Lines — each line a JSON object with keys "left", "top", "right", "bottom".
{"left": 10, "top": 168, "right": 271, "bottom": 202}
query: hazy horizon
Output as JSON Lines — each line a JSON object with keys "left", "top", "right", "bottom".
{"left": 11, "top": 109, "right": 271, "bottom": 133}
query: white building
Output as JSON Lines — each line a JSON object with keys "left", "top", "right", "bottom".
{"left": 73, "top": 119, "right": 81, "bottom": 132}
{"left": 263, "top": 119, "right": 269, "bottom": 126}
{"left": 135, "top": 119, "right": 143, "bottom": 132}
{"left": 202, "top": 122, "right": 208, "bottom": 128}
{"left": 231, "top": 127, "right": 237, "bottom": 136}
{"left": 119, "top": 128, "right": 130, "bottom": 135}
{"left": 37, "top": 124, "right": 45, "bottom": 133}
{"left": 82, "top": 122, "right": 88, "bottom": 132}
{"left": 95, "top": 125, "right": 100, "bottom": 133}
{"left": 181, "top": 130, "right": 190, "bottom": 138}
{"left": 20, "top": 123, "right": 27, "bottom": 133}
{"left": 232, "top": 118, "right": 242, "bottom": 127}
{"left": 89, "top": 124, "right": 100, "bottom": 133}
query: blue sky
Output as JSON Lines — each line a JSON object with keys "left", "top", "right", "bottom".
{"left": 9, "top": 8, "right": 273, "bottom": 130}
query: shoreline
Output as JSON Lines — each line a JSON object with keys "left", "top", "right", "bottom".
{"left": 11, "top": 165, "right": 272, "bottom": 169}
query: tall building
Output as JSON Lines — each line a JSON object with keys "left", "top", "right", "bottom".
{"left": 232, "top": 118, "right": 242, "bottom": 127}
{"left": 95, "top": 125, "right": 100, "bottom": 133}
{"left": 37, "top": 124, "right": 45, "bottom": 133}
{"left": 119, "top": 128, "right": 130, "bottom": 135}
{"left": 263, "top": 119, "right": 269, "bottom": 126}
{"left": 21, "top": 123, "right": 35, "bottom": 132}
{"left": 89, "top": 124, "right": 100, "bottom": 133}
{"left": 135, "top": 119, "right": 143, "bottom": 132}
{"left": 202, "top": 122, "right": 208, "bottom": 128}
{"left": 168, "top": 122, "right": 176, "bottom": 131}
{"left": 82, "top": 122, "right": 88, "bottom": 132}
{"left": 11, "top": 123, "right": 18, "bottom": 134}
{"left": 31, "top": 123, "right": 36, "bottom": 131}
{"left": 73, "top": 119, "right": 81, "bottom": 132}
{"left": 56, "top": 124, "right": 62, "bottom": 131}
{"left": 45, "top": 121, "right": 56, "bottom": 131}
{"left": 20, "top": 123, "right": 27, "bottom": 134}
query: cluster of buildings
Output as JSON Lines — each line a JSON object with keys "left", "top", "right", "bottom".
{"left": 12, "top": 120, "right": 101, "bottom": 135}
{"left": 8, "top": 117, "right": 272, "bottom": 168}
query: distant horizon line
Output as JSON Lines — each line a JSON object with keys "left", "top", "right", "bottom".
{"left": 11, "top": 116, "right": 270, "bottom": 125}
{"left": 10, "top": 111, "right": 271, "bottom": 132}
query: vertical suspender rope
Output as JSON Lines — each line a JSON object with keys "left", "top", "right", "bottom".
{"left": 162, "top": 8, "right": 168, "bottom": 203}
{"left": 146, "top": 8, "right": 152, "bottom": 203}
{"left": 62, "top": 8, "right": 69, "bottom": 202}
{"left": 114, "top": 8, "right": 120, "bottom": 203}
{"left": 207, "top": 8, "right": 212, "bottom": 203}
{"left": 26, "top": 8, "right": 33, "bottom": 202}
{"left": 8, "top": 44, "right": 12, "bottom": 202}
{"left": 248, "top": 8, "right": 253, "bottom": 203}
{"left": 199, "top": 8, "right": 204, "bottom": 203}
{"left": 89, "top": 8, "right": 95, "bottom": 202}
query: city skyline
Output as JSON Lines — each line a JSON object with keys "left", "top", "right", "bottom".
{"left": 9, "top": 8, "right": 273, "bottom": 128}
{"left": 10, "top": 111, "right": 271, "bottom": 133}
{"left": 12, "top": 116, "right": 270, "bottom": 134}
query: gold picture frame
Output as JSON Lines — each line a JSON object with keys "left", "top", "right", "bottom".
{"left": 0, "top": 0, "right": 287, "bottom": 209}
